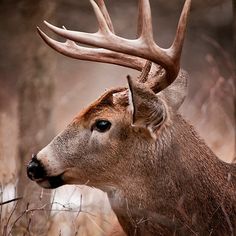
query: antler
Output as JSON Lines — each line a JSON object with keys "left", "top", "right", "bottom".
{"left": 38, "top": 0, "right": 191, "bottom": 93}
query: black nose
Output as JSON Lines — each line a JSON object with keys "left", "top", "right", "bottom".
{"left": 27, "top": 154, "right": 46, "bottom": 180}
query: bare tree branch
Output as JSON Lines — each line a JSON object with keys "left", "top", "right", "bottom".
{"left": 0, "top": 197, "right": 22, "bottom": 206}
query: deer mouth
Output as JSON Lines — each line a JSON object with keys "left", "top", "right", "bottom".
{"left": 27, "top": 155, "right": 65, "bottom": 189}
{"left": 36, "top": 173, "right": 65, "bottom": 189}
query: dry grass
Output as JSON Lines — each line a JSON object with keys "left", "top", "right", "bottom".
{"left": 0, "top": 184, "right": 124, "bottom": 236}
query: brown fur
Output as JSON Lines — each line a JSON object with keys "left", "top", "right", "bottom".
{"left": 34, "top": 81, "right": 236, "bottom": 235}
{"left": 106, "top": 112, "right": 236, "bottom": 235}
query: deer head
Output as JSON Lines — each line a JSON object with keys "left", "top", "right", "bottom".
{"left": 27, "top": 0, "right": 191, "bottom": 188}
{"left": 27, "top": 1, "right": 236, "bottom": 233}
{"left": 27, "top": 0, "right": 200, "bottom": 233}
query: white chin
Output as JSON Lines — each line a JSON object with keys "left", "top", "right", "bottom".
{"left": 35, "top": 174, "right": 65, "bottom": 189}
{"left": 36, "top": 179, "right": 52, "bottom": 188}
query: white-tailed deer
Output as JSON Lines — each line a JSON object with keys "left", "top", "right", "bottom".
{"left": 27, "top": 0, "right": 236, "bottom": 235}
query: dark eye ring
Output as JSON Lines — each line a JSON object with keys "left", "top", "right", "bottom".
{"left": 92, "top": 120, "right": 111, "bottom": 133}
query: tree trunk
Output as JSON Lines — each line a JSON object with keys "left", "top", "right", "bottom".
{"left": 233, "top": 0, "right": 236, "bottom": 160}
{"left": 233, "top": 0, "right": 236, "bottom": 56}
{"left": 15, "top": 1, "right": 56, "bottom": 235}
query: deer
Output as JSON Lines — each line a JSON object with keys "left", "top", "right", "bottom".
{"left": 26, "top": 0, "right": 236, "bottom": 235}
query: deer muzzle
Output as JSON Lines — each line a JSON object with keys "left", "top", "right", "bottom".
{"left": 27, "top": 153, "right": 65, "bottom": 189}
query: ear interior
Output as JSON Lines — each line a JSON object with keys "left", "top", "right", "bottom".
{"left": 127, "top": 76, "right": 166, "bottom": 138}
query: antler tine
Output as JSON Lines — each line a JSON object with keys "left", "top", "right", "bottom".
{"left": 138, "top": 60, "right": 152, "bottom": 83}
{"left": 137, "top": 0, "right": 154, "bottom": 43}
{"left": 43, "top": 20, "right": 172, "bottom": 75}
{"left": 38, "top": 1, "right": 144, "bottom": 69}
{"left": 170, "top": 0, "right": 191, "bottom": 62}
{"left": 95, "top": 0, "right": 115, "bottom": 34}
{"left": 147, "top": 0, "right": 191, "bottom": 93}
{"left": 41, "top": 0, "right": 191, "bottom": 93}
{"left": 90, "top": 0, "right": 110, "bottom": 34}
{"left": 37, "top": 27, "right": 145, "bottom": 70}
{"left": 148, "top": 0, "right": 192, "bottom": 93}
{"left": 136, "top": 0, "right": 154, "bottom": 85}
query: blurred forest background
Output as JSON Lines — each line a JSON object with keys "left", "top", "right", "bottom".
{"left": 0, "top": 0, "right": 235, "bottom": 235}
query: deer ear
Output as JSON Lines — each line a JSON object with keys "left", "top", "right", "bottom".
{"left": 160, "top": 69, "right": 188, "bottom": 111}
{"left": 127, "top": 76, "right": 166, "bottom": 139}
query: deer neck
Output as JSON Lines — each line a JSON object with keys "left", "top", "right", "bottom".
{"left": 106, "top": 114, "right": 236, "bottom": 235}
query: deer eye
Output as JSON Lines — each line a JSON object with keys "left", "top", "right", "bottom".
{"left": 93, "top": 120, "right": 111, "bottom": 133}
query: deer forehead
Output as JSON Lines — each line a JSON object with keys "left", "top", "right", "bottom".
{"left": 71, "top": 88, "right": 129, "bottom": 127}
